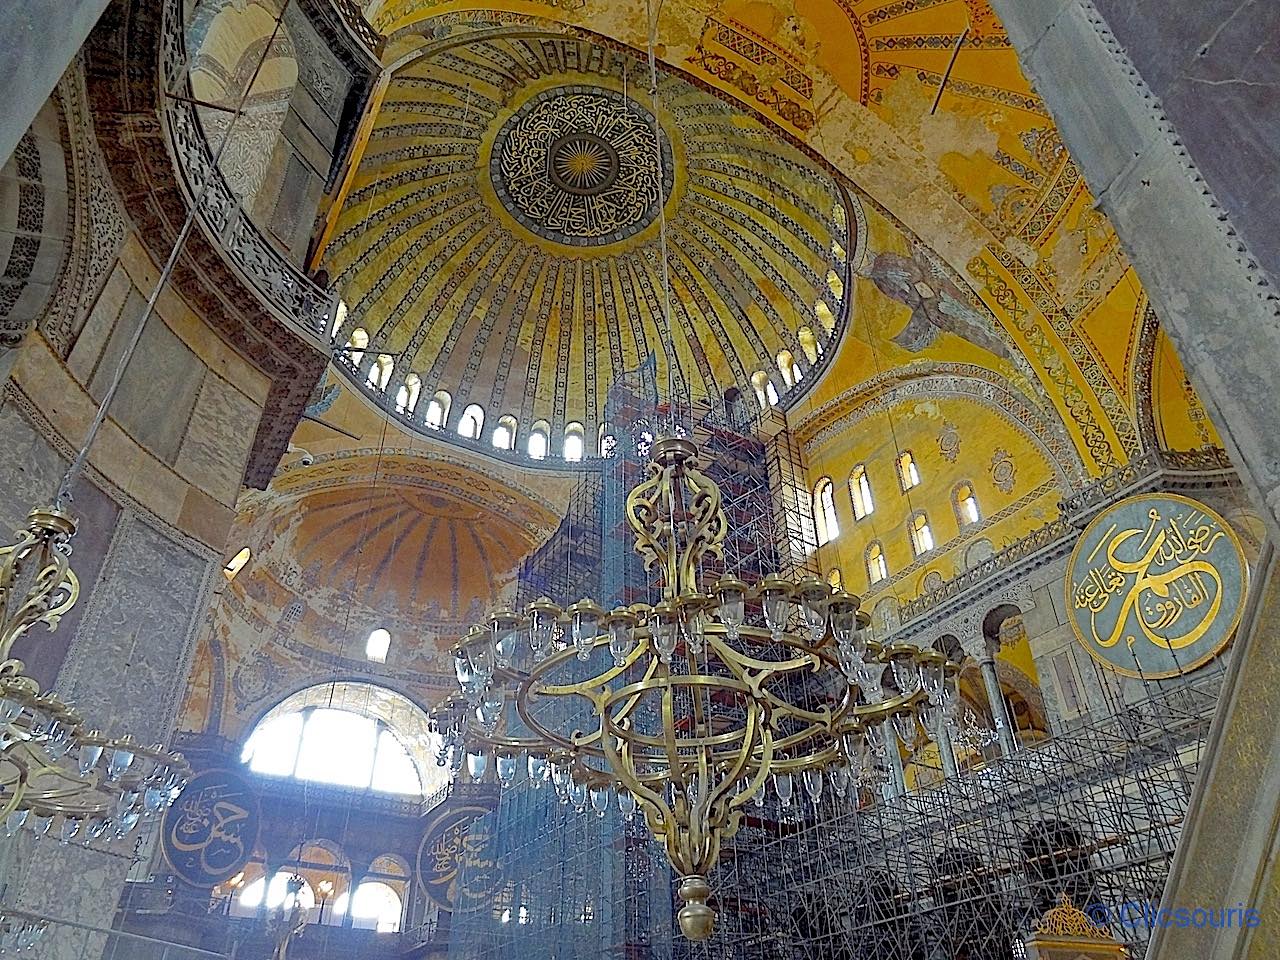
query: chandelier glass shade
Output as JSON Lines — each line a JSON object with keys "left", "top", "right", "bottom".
{"left": 0, "top": 506, "right": 190, "bottom": 846}
{"left": 433, "top": 438, "right": 961, "bottom": 940}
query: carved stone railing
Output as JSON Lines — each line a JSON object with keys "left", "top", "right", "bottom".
{"left": 160, "top": 0, "right": 336, "bottom": 349}
{"left": 893, "top": 447, "right": 1239, "bottom": 631}
{"left": 330, "top": 0, "right": 384, "bottom": 56}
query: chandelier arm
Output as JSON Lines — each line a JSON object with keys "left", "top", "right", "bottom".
{"left": 0, "top": 763, "right": 28, "bottom": 820}
{"left": 523, "top": 635, "right": 651, "bottom": 696}
{"left": 705, "top": 632, "right": 820, "bottom": 677}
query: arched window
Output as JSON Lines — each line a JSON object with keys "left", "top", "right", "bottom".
{"left": 953, "top": 482, "right": 981, "bottom": 527}
{"left": 563, "top": 422, "right": 585, "bottom": 462}
{"left": 241, "top": 682, "right": 444, "bottom": 796}
{"left": 493, "top": 415, "right": 517, "bottom": 451}
{"left": 827, "top": 269, "right": 845, "bottom": 300}
{"left": 866, "top": 541, "right": 888, "bottom": 585}
{"left": 797, "top": 326, "right": 819, "bottom": 364}
{"left": 333, "top": 881, "right": 402, "bottom": 932}
{"left": 365, "top": 628, "right": 391, "bottom": 664}
{"left": 813, "top": 478, "right": 839, "bottom": 545}
{"left": 896, "top": 450, "right": 920, "bottom": 491}
{"left": 766, "top": 380, "right": 780, "bottom": 406}
{"left": 239, "top": 872, "right": 315, "bottom": 913}
{"left": 457, "top": 404, "right": 484, "bottom": 439}
{"left": 814, "top": 299, "right": 835, "bottom": 332}
{"left": 750, "top": 370, "right": 770, "bottom": 409}
{"left": 849, "top": 465, "right": 874, "bottom": 520}
{"left": 425, "top": 391, "right": 451, "bottom": 429}
{"left": 345, "top": 328, "right": 368, "bottom": 368}
{"left": 777, "top": 350, "right": 801, "bottom": 388}
{"left": 367, "top": 355, "right": 394, "bottom": 391}
{"left": 329, "top": 298, "right": 348, "bottom": 340}
{"left": 528, "top": 420, "right": 550, "bottom": 460}
{"left": 222, "top": 546, "right": 251, "bottom": 582}
{"left": 909, "top": 512, "right": 935, "bottom": 556}
{"left": 395, "top": 374, "right": 421, "bottom": 415}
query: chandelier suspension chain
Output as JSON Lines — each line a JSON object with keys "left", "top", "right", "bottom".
{"left": 645, "top": 0, "right": 681, "bottom": 433}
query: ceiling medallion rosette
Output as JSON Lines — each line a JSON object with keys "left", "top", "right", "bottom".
{"left": 491, "top": 86, "right": 675, "bottom": 247}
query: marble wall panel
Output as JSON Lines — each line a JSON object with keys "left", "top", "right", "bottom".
{"left": 89, "top": 311, "right": 204, "bottom": 465}
{"left": 0, "top": 395, "right": 119, "bottom": 688}
{"left": 55, "top": 511, "right": 217, "bottom": 741}
{"left": 175, "top": 372, "right": 262, "bottom": 509}
{"left": 1092, "top": 0, "right": 1280, "bottom": 285}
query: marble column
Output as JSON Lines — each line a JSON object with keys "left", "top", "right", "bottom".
{"left": 979, "top": 655, "right": 1019, "bottom": 757}
{"left": 988, "top": 0, "right": 1280, "bottom": 541}
{"left": 935, "top": 716, "right": 959, "bottom": 780}
{"left": 880, "top": 727, "right": 908, "bottom": 799}
{"left": 2, "top": 0, "right": 111, "bottom": 165}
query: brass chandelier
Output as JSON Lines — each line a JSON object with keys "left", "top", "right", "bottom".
{"left": 432, "top": 437, "right": 960, "bottom": 940}
{"left": 0, "top": 506, "right": 190, "bottom": 845}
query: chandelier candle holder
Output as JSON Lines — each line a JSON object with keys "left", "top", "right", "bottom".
{"left": 432, "top": 438, "right": 960, "bottom": 940}
{"left": 0, "top": 506, "right": 190, "bottom": 846}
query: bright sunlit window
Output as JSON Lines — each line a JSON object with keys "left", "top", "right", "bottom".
{"left": 564, "top": 422, "right": 585, "bottom": 462}
{"left": 849, "top": 465, "right": 874, "bottom": 520}
{"left": 493, "top": 415, "right": 517, "bottom": 451}
{"left": 528, "top": 421, "right": 550, "bottom": 460}
{"left": 365, "top": 628, "right": 391, "bottom": 664}
{"left": 897, "top": 451, "right": 920, "bottom": 491}
{"left": 909, "top": 512, "right": 935, "bottom": 556}
{"left": 954, "top": 482, "right": 981, "bottom": 526}
{"left": 396, "top": 373, "right": 421, "bottom": 415}
{"left": 243, "top": 707, "right": 423, "bottom": 795}
{"left": 333, "top": 881, "right": 403, "bottom": 932}
{"left": 239, "top": 873, "right": 315, "bottom": 912}
{"left": 867, "top": 541, "right": 888, "bottom": 585}
{"left": 814, "top": 478, "right": 839, "bottom": 546}
{"left": 426, "top": 391, "right": 451, "bottom": 429}
{"left": 458, "top": 404, "right": 485, "bottom": 439}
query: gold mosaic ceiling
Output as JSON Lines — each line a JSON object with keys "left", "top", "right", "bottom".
{"left": 324, "top": 31, "right": 854, "bottom": 432}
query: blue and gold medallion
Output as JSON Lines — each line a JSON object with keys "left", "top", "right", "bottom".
{"left": 161, "top": 768, "right": 261, "bottom": 886}
{"left": 1066, "top": 493, "right": 1247, "bottom": 679}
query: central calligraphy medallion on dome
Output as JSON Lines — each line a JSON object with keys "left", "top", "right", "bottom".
{"left": 491, "top": 86, "right": 675, "bottom": 247}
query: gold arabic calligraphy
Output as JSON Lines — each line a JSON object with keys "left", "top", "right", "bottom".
{"left": 423, "top": 815, "right": 499, "bottom": 908}
{"left": 496, "top": 91, "right": 665, "bottom": 243}
{"left": 168, "top": 783, "right": 252, "bottom": 879}
{"left": 1072, "top": 506, "right": 1226, "bottom": 652}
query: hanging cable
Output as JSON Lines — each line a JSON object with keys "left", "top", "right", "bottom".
{"left": 643, "top": 0, "right": 681, "bottom": 435}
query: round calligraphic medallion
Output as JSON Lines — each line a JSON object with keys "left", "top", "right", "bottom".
{"left": 416, "top": 805, "right": 503, "bottom": 911}
{"left": 161, "top": 768, "right": 261, "bottom": 887}
{"left": 490, "top": 85, "right": 675, "bottom": 247}
{"left": 1066, "top": 493, "right": 1247, "bottom": 679}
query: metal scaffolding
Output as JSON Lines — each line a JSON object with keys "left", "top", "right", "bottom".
{"left": 449, "top": 670, "right": 1217, "bottom": 960}
{"left": 673, "top": 671, "right": 1219, "bottom": 960}
{"left": 448, "top": 405, "right": 1217, "bottom": 960}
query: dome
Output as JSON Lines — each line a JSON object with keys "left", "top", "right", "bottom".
{"left": 323, "top": 29, "right": 856, "bottom": 448}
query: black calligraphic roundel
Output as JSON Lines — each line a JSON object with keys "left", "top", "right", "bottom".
{"left": 161, "top": 768, "right": 261, "bottom": 887}
{"left": 417, "top": 805, "right": 503, "bottom": 911}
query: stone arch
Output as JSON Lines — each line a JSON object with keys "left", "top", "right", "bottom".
{"left": 794, "top": 363, "right": 1087, "bottom": 489}
{"left": 0, "top": 99, "right": 72, "bottom": 351}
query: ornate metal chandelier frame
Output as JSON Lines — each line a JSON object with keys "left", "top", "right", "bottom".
{"left": 0, "top": 505, "right": 190, "bottom": 847}
{"left": 432, "top": 438, "right": 961, "bottom": 939}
